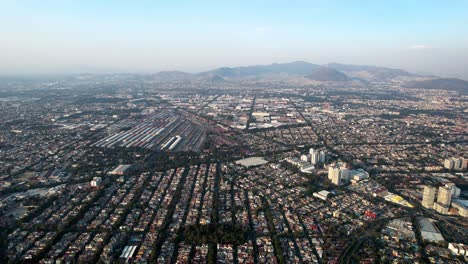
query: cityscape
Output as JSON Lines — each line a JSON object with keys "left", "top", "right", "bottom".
{"left": 1, "top": 69, "right": 466, "bottom": 263}
{"left": 1, "top": 1, "right": 467, "bottom": 263}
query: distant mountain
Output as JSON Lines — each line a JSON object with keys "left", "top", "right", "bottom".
{"left": 151, "top": 71, "right": 193, "bottom": 82}
{"left": 327, "top": 63, "right": 412, "bottom": 80}
{"left": 206, "top": 74, "right": 226, "bottom": 83}
{"left": 199, "top": 61, "right": 320, "bottom": 78}
{"left": 203, "top": 67, "right": 238, "bottom": 78}
{"left": 406, "top": 78, "right": 468, "bottom": 93}
{"left": 306, "top": 67, "right": 350, "bottom": 82}
{"left": 198, "top": 61, "right": 417, "bottom": 81}
{"left": 148, "top": 61, "right": 428, "bottom": 83}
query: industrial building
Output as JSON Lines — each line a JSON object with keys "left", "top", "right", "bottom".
{"left": 417, "top": 217, "right": 445, "bottom": 243}
{"left": 109, "top": 165, "right": 132, "bottom": 175}
{"left": 92, "top": 111, "right": 205, "bottom": 152}
{"left": 313, "top": 190, "right": 330, "bottom": 201}
{"left": 235, "top": 157, "right": 269, "bottom": 168}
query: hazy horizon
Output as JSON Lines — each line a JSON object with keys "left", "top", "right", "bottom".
{"left": 1, "top": 0, "right": 468, "bottom": 79}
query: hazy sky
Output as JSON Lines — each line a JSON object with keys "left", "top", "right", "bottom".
{"left": 1, "top": 0, "right": 468, "bottom": 78}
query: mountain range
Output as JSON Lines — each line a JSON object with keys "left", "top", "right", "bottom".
{"left": 148, "top": 61, "right": 467, "bottom": 92}
{"left": 200, "top": 61, "right": 415, "bottom": 81}
{"left": 306, "top": 67, "right": 350, "bottom": 82}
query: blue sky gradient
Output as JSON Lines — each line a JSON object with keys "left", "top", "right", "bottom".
{"left": 1, "top": 0, "right": 467, "bottom": 78}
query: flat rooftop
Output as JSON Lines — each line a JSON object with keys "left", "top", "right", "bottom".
{"left": 417, "top": 217, "right": 445, "bottom": 242}
{"left": 235, "top": 157, "right": 268, "bottom": 168}
{"left": 452, "top": 198, "right": 468, "bottom": 208}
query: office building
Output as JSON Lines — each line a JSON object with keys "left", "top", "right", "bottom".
{"left": 309, "top": 148, "right": 326, "bottom": 165}
{"left": 444, "top": 158, "right": 455, "bottom": 170}
{"left": 444, "top": 157, "right": 467, "bottom": 171}
{"left": 433, "top": 186, "right": 452, "bottom": 214}
{"left": 422, "top": 185, "right": 436, "bottom": 209}
{"left": 463, "top": 159, "right": 468, "bottom": 171}
{"left": 319, "top": 150, "right": 326, "bottom": 163}
{"left": 310, "top": 148, "right": 319, "bottom": 164}
{"left": 437, "top": 186, "right": 452, "bottom": 206}
{"left": 331, "top": 168, "right": 341, "bottom": 185}
{"left": 328, "top": 162, "right": 348, "bottom": 185}
{"left": 340, "top": 168, "right": 349, "bottom": 182}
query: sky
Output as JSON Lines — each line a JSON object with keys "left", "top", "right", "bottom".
{"left": 1, "top": 0, "right": 468, "bottom": 78}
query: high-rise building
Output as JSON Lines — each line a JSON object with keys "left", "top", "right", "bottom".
{"left": 437, "top": 186, "right": 452, "bottom": 206}
{"left": 340, "top": 168, "right": 349, "bottom": 182}
{"left": 444, "top": 158, "right": 455, "bottom": 170}
{"left": 422, "top": 185, "right": 436, "bottom": 208}
{"left": 311, "top": 153, "right": 319, "bottom": 165}
{"left": 328, "top": 165, "right": 337, "bottom": 180}
{"left": 433, "top": 203, "right": 450, "bottom": 214}
{"left": 444, "top": 157, "right": 467, "bottom": 171}
{"left": 309, "top": 148, "right": 326, "bottom": 165}
{"left": 328, "top": 162, "right": 348, "bottom": 185}
{"left": 331, "top": 168, "right": 341, "bottom": 185}
{"left": 453, "top": 158, "right": 462, "bottom": 171}
{"left": 314, "top": 154, "right": 319, "bottom": 164}
{"left": 309, "top": 148, "right": 316, "bottom": 155}
{"left": 433, "top": 186, "right": 452, "bottom": 214}
{"left": 319, "top": 150, "right": 326, "bottom": 163}
{"left": 462, "top": 159, "right": 468, "bottom": 171}
{"left": 310, "top": 148, "right": 318, "bottom": 164}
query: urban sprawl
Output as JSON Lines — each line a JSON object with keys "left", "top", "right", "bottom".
{"left": 1, "top": 75, "right": 467, "bottom": 264}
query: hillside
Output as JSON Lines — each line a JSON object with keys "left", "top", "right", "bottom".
{"left": 406, "top": 78, "right": 468, "bottom": 93}
{"left": 199, "top": 61, "right": 319, "bottom": 78}
{"left": 306, "top": 67, "right": 350, "bottom": 82}
{"left": 146, "top": 61, "right": 436, "bottom": 83}
{"left": 327, "top": 63, "right": 412, "bottom": 80}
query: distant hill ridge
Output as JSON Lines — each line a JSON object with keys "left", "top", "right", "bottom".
{"left": 406, "top": 78, "right": 468, "bottom": 93}
{"left": 306, "top": 67, "right": 350, "bottom": 82}
{"left": 146, "top": 61, "right": 467, "bottom": 92}
{"left": 200, "top": 61, "right": 320, "bottom": 77}
{"left": 152, "top": 61, "right": 418, "bottom": 81}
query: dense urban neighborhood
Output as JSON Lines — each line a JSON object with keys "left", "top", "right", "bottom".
{"left": 1, "top": 69, "right": 467, "bottom": 263}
